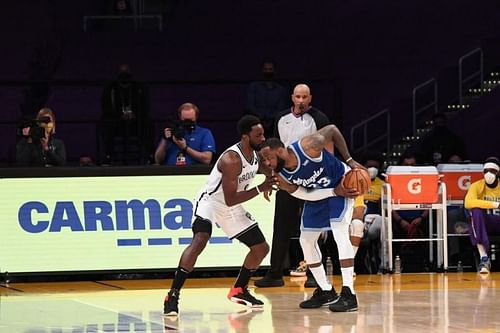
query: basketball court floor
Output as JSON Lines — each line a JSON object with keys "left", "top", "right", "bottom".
{"left": 1, "top": 272, "right": 499, "bottom": 332}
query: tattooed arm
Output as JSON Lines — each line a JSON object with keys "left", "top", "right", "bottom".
{"left": 300, "top": 124, "right": 363, "bottom": 169}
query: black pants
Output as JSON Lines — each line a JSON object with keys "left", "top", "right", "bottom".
{"left": 266, "top": 190, "right": 304, "bottom": 279}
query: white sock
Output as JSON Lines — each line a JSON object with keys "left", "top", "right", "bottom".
{"left": 309, "top": 265, "right": 332, "bottom": 291}
{"left": 477, "top": 244, "right": 487, "bottom": 258}
{"left": 353, "top": 245, "right": 359, "bottom": 257}
{"left": 341, "top": 266, "right": 355, "bottom": 294}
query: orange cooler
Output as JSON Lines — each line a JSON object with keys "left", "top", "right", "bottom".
{"left": 385, "top": 166, "right": 440, "bottom": 203}
{"left": 436, "top": 164, "right": 483, "bottom": 200}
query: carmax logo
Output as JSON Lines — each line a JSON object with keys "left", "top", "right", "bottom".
{"left": 17, "top": 199, "right": 231, "bottom": 246}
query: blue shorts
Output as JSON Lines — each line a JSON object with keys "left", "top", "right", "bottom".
{"left": 300, "top": 196, "right": 353, "bottom": 231}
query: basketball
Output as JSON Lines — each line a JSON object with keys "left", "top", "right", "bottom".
{"left": 343, "top": 168, "right": 371, "bottom": 194}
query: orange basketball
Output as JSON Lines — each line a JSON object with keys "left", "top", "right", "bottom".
{"left": 343, "top": 168, "right": 371, "bottom": 194}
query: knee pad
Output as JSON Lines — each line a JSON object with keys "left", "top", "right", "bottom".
{"left": 299, "top": 231, "right": 322, "bottom": 265}
{"left": 332, "top": 223, "right": 354, "bottom": 260}
{"left": 192, "top": 217, "right": 212, "bottom": 237}
{"left": 350, "top": 219, "right": 364, "bottom": 238}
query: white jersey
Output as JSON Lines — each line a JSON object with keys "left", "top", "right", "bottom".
{"left": 200, "top": 142, "right": 259, "bottom": 205}
{"left": 277, "top": 109, "right": 318, "bottom": 146}
{"left": 194, "top": 142, "right": 260, "bottom": 239}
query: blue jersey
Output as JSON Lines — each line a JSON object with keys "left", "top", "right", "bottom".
{"left": 280, "top": 140, "right": 352, "bottom": 230}
{"left": 280, "top": 140, "right": 345, "bottom": 190}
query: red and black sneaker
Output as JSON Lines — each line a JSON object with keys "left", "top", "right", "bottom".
{"left": 163, "top": 289, "right": 180, "bottom": 316}
{"left": 227, "top": 287, "right": 264, "bottom": 308}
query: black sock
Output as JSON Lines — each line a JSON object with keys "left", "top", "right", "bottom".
{"left": 171, "top": 267, "right": 190, "bottom": 291}
{"left": 234, "top": 266, "right": 255, "bottom": 288}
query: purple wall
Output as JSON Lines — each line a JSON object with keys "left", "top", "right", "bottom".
{"left": 2, "top": 0, "right": 500, "bottom": 164}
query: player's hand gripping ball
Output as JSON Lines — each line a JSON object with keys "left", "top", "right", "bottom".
{"left": 343, "top": 168, "right": 371, "bottom": 195}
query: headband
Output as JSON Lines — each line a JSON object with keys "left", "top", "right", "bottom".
{"left": 484, "top": 162, "right": 500, "bottom": 172}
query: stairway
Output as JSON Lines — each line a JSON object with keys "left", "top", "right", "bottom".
{"left": 383, "top": 70, "right": 500, "bottom": 166}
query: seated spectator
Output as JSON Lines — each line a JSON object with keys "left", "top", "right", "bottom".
{"left": 79, "top": 154, "right": 95, "bottom": 167}
{"left": 111, "top": 0, "right": 132, "bottom": 15}
{"left": 464, "top": 157, "right": 500, "bottom": 274}
{"left": 154, "top": 103, "right": 216, "bottom": 166}
{"left": 245, "top": 59, "right": 288, "bottom": 136}
{"left": 351, "top": 151, "right": 385, "bottom": 273}
{"left": 16, "top": 107, "right": 66, "bottom": 167}
{"left": 101, "top": 63, "right": 152, "bottom": 165}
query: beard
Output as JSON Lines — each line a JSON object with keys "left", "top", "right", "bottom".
{"left": 274, "top": 156, "right": 286, "bottom": 173}
{"left": 250, "top": 142, "right": 262, "bottom": 151}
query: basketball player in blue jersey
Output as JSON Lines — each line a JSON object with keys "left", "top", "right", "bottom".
{"left": 260, "top": 124, "right": 361, "bottom": 312}
{"left": 163, "top": 115, "right": 278, "bottom": 316}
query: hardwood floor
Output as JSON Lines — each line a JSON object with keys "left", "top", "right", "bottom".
{"left": 1, "top": 273, "right": 498, "bottom": 332}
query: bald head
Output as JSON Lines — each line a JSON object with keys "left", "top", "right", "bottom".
{"left": 292, "top": 84, "right": 312, "bottom": 115}
{"left": 293, "top": 84, "right": 310, "bottom": 95}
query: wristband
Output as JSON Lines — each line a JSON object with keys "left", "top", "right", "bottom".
{"left": 346, "top": 157, "right": 353, "bottom": 163}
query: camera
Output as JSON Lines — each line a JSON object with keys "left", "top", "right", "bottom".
{"left": 168, "top": 119, "right": 196, "bottom": 140}
{"left": 17, "top": 116, "right": 52, "bottom": 141}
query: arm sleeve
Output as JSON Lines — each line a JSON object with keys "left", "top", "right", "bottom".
{"left": 310, "top": 108, "right": 330, "bottom": 129}
{"left": 290, "top": 186, "right": 335, "bottom": 201}
{"left": 464, "top": 181, "right": 498, "bottom": 209}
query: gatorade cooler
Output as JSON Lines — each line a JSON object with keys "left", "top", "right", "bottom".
{"left": 385, "top": 166, "right": 440, "bottom": 203}
{"left": 436, "top": 164, "right": 483, "bottom": 200}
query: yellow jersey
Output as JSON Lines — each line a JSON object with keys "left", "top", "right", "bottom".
{"left": 464, "top": 179, "right": 500, "bottom": 214}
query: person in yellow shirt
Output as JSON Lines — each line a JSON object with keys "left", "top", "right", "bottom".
{"left": 350, "top": 152, "right": 385, "bottom": 272}
{"left": 464, "top": 157, "right": 500, "bottom": 274}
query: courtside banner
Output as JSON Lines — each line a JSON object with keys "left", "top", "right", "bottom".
{"left": 0, "top": 175, "right": 275, "bottom": 273}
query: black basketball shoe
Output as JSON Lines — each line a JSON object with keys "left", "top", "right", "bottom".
{"left": 329, "top": 286, "right": 358, "bottom": 312}
{"left": 228, "top": 287, "right": 264, "bottom": 308}
{"left": 163, "top": 289, "right": 180, "bottom": 316}
{"left": 299, "top": 287, "right": 338, "bottom": 308}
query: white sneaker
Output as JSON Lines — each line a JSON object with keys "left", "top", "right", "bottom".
{"left": 290, "top": 261, "right": 307, "bottom": 277}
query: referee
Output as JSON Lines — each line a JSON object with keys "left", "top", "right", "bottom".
{"left": 255, "top": 83, "right": 330, "bottom": 287}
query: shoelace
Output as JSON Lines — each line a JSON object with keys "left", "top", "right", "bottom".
{"left": 167, "top": 290, "right": 180, "bottom": 302}
{"left": 241, "top": 288, "right": 259, "bottom": 302}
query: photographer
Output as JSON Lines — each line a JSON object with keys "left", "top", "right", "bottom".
{"left": 154, "top": 103, "right": 215, "bottom": 166}
{"left": 16, "top": 108, "right": 66, "bottom": 167}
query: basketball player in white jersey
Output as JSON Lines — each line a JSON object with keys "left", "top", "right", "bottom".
{"left": 163, "top": 115, "right": 278, "bottom": 316}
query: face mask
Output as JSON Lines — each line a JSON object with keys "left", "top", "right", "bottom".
{"left": 263, "top": 72, "right": 275, "bottom": 81}
{"left": 367, "top": 167, "right": 378, "bottom": 180}
{"left": 118, "top": 72, "right": 131, "bottom": 82}
{"left": 484, "top": 172, "right": 497, "bottom": 185}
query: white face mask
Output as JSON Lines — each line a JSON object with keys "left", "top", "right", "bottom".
{"left": 484, "top": 172, "right": 497, "bottom": 185}
{"left": 367, "top": 167, "right": 378, "bottom": 180}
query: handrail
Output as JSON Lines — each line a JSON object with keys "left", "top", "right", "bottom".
{"left": 458, "top": 48, "right": 483, "bottom": 105}
{"left": 350, "top": 108, "right": 390, "bottom": 154}
{"left": 412, "top": 78, "right": 437, "bottom": 135}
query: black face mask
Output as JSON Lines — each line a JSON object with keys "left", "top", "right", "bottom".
{"left": 118, "top": 72, "right": 132, "bottom": 83}
{"left": 263, "top": 72, "right": 275, "bottom": 81}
